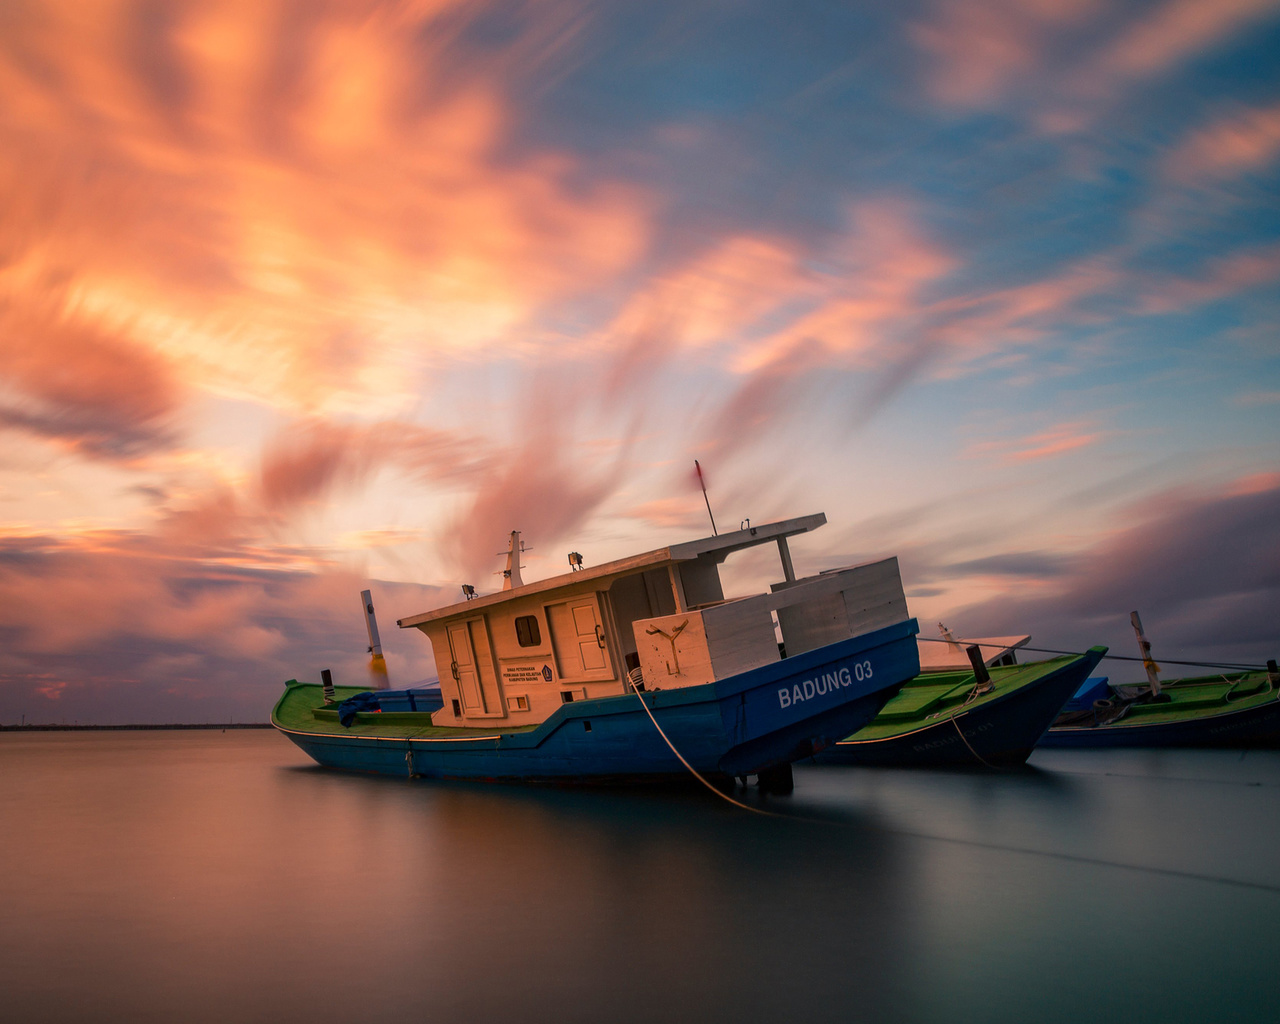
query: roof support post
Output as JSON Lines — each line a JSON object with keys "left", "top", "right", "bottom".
{"left": 776, "top": 536, "right": 796, "bottom": 583}
{"left": 668, "top": 565, "right": 687, "bottom": 612}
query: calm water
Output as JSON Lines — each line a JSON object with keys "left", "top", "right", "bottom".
{"left": 2, "top": 732, "right": 1277, "bottom": 1024}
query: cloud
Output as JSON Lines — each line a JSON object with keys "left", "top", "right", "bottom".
{"left": 964, "top": 422, "right": 1105, "bottom": 464}
{"left": 0, "top": 300, "right": 183, "bottom": 459}
{"left": 443, "top": 378, "right": 635, "bottom": 581}
{"left": 1164, "top": 101, "right": 1280, "bottom": 183}
{"left": 909, "top": 0, "right": 1280, "bottom": 132}
{"left": 1092, "top": 0, "right": 1280, "bottom": 85}
{"left": 910, "top": 0, "right": 1099, "bottom": 108}
{"left": 1136, "top": 243, "right": 1280, "bottom": 313}
{"left": 0, "top": 528, "right": 446, "bottom": 724}
{"left": 951, "top": 473, "right": 1280, "bottom": 665}
{"left": 0, "top": 0, "right": 654, "bottom": 421}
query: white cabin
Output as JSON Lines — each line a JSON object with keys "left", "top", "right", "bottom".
{"left": 396, "top": 514, "right": 909, "bottom": 728}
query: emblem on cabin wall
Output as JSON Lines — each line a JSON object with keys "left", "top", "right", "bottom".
{"left": 541, "top": 665, "right": 553, "bottom": 682}
{"left": 645, "top": 619, "right": 689, "bottom": 676}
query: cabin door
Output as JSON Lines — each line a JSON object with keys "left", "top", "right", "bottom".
{"left": 546, "top": 598, "right": 613, "bottom": 681}
{"left": 446, "top": 617, "right": 503, "bottom": 717}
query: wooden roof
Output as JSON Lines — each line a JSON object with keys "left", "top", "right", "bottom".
{"left": 396, "top": 513, "right": 827, "bottom": 629}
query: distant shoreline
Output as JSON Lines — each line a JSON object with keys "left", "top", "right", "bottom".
{"left": 0, "top": 723, "right": 273, "bottom": 732}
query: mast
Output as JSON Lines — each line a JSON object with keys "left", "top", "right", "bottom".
{"left": 501, "top": 531, "right": 525, "bottom": 590}
{"left": 361, "top": 589, "right": 390, "bottom": 689}
{"left": 1130, "top": 610, "right": 1161, "bottom": 697}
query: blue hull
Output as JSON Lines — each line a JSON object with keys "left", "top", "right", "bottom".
{"left": 275, "top": 619, "right": 920, "bottom": 782}
{"left": 814, "top": 649, "right": 1104, "bottom": 768}
{"left": 1038, "top": 695, "right": 1280, "bottom": 748}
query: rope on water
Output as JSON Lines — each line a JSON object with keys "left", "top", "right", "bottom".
{"left": 631, "top": 691, "right": 778, "bottom": 816}
{"left": 916, "top": 636, "right": 1266, "bottom": 672}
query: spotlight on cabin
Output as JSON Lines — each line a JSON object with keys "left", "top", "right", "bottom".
{"left": 567, "top": 551, "right": 584, "bottom": 571}
{"left": 461, "top": 584, "right": 477, "bottom": 600}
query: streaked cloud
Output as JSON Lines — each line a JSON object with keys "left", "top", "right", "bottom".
{"left": 965, "top": 422, "right": 1105, "bottom": 464}
{"left": 1164, "top": 101, "right": 1280, "bottom": 183}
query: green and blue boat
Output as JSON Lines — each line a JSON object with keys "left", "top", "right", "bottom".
{"left": 1040, "top": 667, "right": 1280, "bottom": 747}
{"left": 813, "top": 639, "right": 1107, "bottom": 768}
{"left": 273, "top": 515, "right": 922, "bottom": 785}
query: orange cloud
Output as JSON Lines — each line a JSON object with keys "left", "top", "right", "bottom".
{"left": 732, "top": 202, "right": 956, "bottom": 372}
{"left": 965, "top": 422, "right": 1104, "bottom": 464}
{"left": 0, "top": 0, "right": 653, "bottom": 427}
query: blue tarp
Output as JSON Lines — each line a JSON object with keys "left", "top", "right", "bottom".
{"left": 375, "top": 685, "right": 444, "bottom": 714}
{"left": 337, "top": 691, "right": 382, "bottom": 726}
{"left": 1061, "top": 676, "right": 1111, "bottom": 713}
{"left": 338, "top": 685, "right": 444, "bottom": 725}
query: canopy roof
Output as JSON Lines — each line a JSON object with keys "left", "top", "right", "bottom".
{"left": 396, "top": 513, "right": 826, "bottom": 628}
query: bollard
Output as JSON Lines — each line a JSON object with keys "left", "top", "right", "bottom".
{"left": 321, "top": 668, "right": 336, "bottom": 704}
{"left": 967, "top": 645, "right": 993, "bottom": 694}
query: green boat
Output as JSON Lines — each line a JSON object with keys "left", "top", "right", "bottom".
{"left": 1039, "top": 668, "right": 1280, "bottom": 747}
{"left": 812, "top": 646, "right": 1107, "bottom": 768}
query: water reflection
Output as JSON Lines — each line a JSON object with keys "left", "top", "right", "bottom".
{"left": 1, "top": 732, "right": 1277, "bottom": 1024}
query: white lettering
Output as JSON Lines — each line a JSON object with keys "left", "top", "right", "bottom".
{"left": 802, "top": 679, "right": 815, "bottom": 700}
{"left": 793, "top": 684, "right": 804, "bottom": 704}
{"left": 840, "top": 666, "right": 852, "bottom": 687}
{"left": 779, "top": 687, "right": 791, "bottom": 709}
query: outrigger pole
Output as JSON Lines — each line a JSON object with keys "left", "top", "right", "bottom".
{"left": 361, "top": 589, "right": 390, "bottom": 690}
{"left": 694, "top": 460, "right": 718, "bottom": 536}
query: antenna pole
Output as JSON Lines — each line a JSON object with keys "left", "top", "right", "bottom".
{"left": 694, "top": 460, "right": 717, "bottom": 536}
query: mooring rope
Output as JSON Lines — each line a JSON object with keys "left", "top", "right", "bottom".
{"left": 915, "top": 636, "right": 1266, "bottom": 672}
{"left": 631, "top": 691, "right": 778, "bottom": 816}
{"left": 950, "top": 713, "right": 1004, "bottom": 770}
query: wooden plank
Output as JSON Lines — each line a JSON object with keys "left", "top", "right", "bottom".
{"left": 702, "top": 600, "right": 780, "bottom": 677}
{"left": 632, "top": 610, "right": 715, "bottom": 689}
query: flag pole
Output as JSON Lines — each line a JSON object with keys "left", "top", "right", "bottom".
{"left": 694, "top": 460, "right": 717, "bottom": 536}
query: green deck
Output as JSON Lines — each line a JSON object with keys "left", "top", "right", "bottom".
{"left": 1104, "top": 672, "right": 1275, "bottom": 726}
{"left": 271, "top": 682, "right": 541, "bottom": 739}
{"left": 847, "top": 656, "right": 1079, "bottom": 741}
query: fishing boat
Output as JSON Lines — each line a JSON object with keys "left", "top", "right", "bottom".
{"left": 272, "top": 514, "right": 922, "bottom": 787}
{"left": 812, "top": 631, "right": 1107, "bottom": 767}
{"left": 1039, "top": 669, "right": 1280, "bottom": 747}
{"left": 1039, "top": 611, "right": 1280, "bottom": 748}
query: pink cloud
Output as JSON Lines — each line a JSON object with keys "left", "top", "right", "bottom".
{"left": 1096, "top": 0, "right": 1280, "bottom": 82}
{"left": 0, "top": 300, "right": 183, "bottom": 459}
{"left": 1164, "top": 102, "right": 1280, "bottom": 183}
{"left": 965, "top": 422, "right": 1104, "bottom": 464}
{"left": 1138, "top": 244, "right": 1280, "bottom": 313}
{"left": 910, "top": 0, "right": 1099, "bottom": 107}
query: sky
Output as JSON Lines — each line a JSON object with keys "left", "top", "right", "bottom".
{"left": 1, "top": 0, "right": 1278, "bottom": 724}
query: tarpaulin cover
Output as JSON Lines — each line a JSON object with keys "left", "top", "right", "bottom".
{"left": 1062, "top": 676, "right": 1111, "bottom": 713}
{"left": 338, "top": 691, "right": 381, "bottom": 726}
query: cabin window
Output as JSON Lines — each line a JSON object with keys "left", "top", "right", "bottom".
{"left": 515, "top": 615, "right": 542, "bottom": 647}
